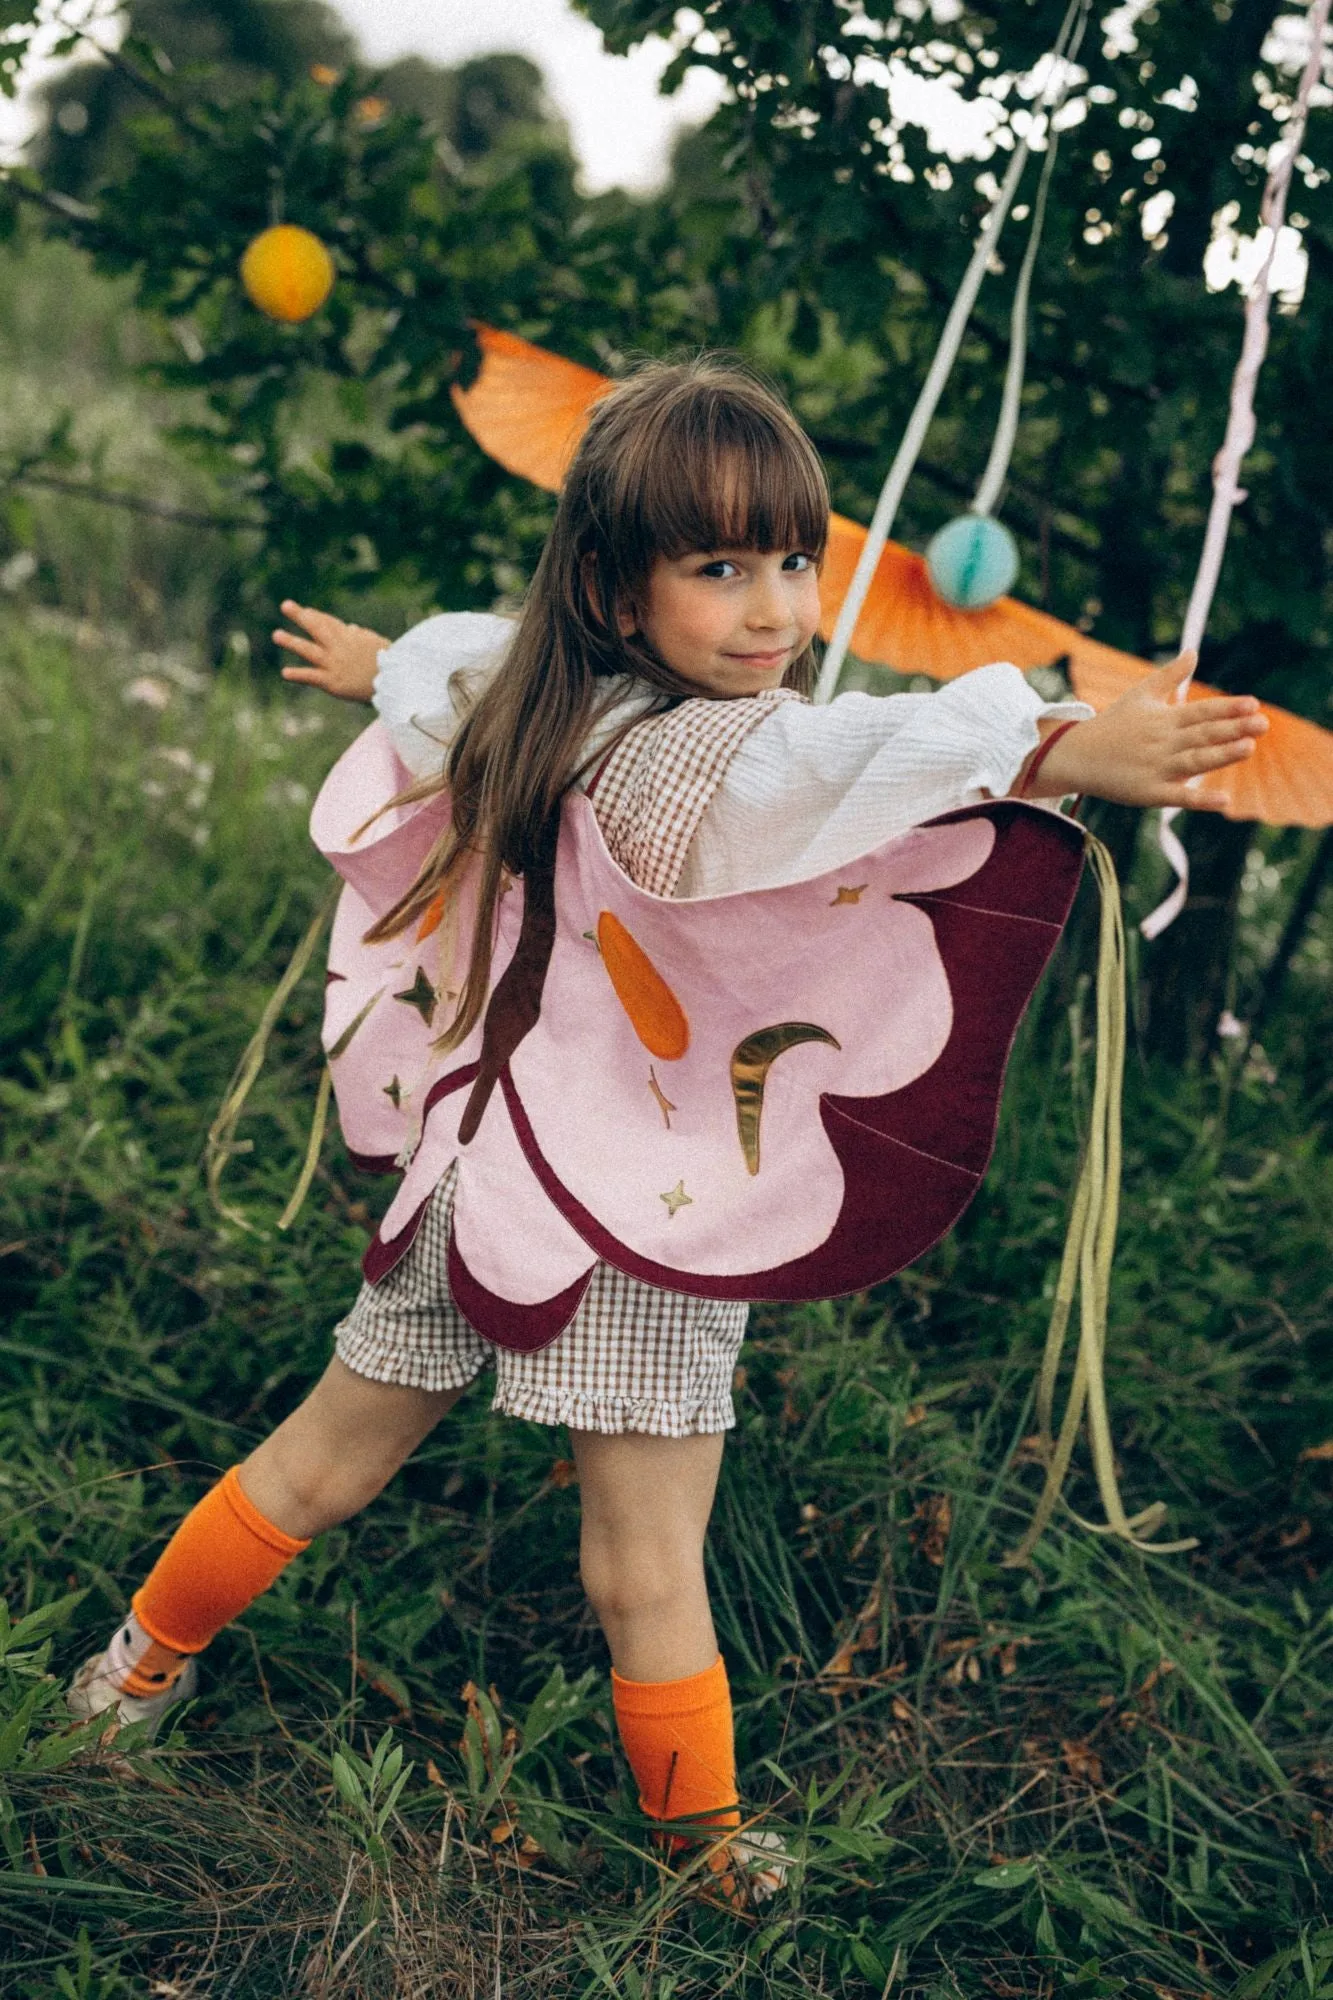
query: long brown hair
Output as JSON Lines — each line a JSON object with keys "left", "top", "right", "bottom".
{"left": 367, "top": 354, "right": 830, "bottom": 1050}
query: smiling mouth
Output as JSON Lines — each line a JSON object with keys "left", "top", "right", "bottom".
{"left": 726, "top": 648, "right": 790, "bottom": 666}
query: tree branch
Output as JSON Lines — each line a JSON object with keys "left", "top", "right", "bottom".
{"left": 6, "top": 469, "right": 259, "bottom": 531}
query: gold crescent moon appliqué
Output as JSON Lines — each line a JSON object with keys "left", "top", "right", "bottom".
{"left": 731, "top": 1023, "right": 841, "bottom": 1177}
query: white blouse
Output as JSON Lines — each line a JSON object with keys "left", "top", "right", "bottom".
{"left": 373, "top": 612, "right": 1091, "bottom": 897}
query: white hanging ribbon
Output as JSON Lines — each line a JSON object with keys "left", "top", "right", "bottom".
{"left": 814, "top": 0, "right": 1090, "bottom": 705}
{"left": 1141, "top": 0, "right": 1331, "bottom": 940}
{"left": 973, "top": 122, "right": 1062, "bottom": 519}
{"left": 1138, "top": 807, "right": 1191, "bottom": 940}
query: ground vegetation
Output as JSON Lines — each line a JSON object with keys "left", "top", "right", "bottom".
{"left": 0, "top": 2, "right": 1330, "bottom": 1990}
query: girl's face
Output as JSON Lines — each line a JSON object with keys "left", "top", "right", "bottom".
{"left": 624, "top": 546, "right": 821, "bottom": 699}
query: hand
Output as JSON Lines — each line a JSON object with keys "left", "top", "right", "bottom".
{"left": 1023, "top": 653, "right": 1268, "bottom": 809}
{"left": 273, "top": 600, "right": 388, "bottom": 703}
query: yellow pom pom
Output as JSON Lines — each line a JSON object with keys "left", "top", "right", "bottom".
{"left": 240, "top": 224, "right": 335, "bottom": 324}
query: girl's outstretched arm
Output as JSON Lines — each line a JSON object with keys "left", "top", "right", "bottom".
{"left": 273, "top": 600, "right": 387, "bottom": 702}
{"left": 1019, "top": 652, "right": 1268, "bottom": 808}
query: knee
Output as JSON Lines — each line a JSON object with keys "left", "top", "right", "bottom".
{"left": 242, "top": 1367, "right": 458, "bottom": 1541}
{"left": 579, "top": 1526, "right": 704, "bottom": 1627}
{"left": 252, "top": 1428, "right": 406, "bottom": 1539}
{"left": 286, "top": 1454, "right": 393, "bottom": 1533}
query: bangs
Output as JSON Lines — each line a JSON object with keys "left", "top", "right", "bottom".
{"left": 608, "top": 374, "right": 829, "bottom": 572}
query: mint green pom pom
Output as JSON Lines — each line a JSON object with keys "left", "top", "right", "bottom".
{"left": 925, "top": 514, "right": 1020, "bottom": 611}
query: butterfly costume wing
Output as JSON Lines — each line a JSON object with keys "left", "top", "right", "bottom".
{"left": 314, "top": 722, "right": 1083, "bottom": 1350}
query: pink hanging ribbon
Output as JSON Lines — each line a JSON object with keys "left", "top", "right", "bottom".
{"left": 1141, "top": 0, "right": 1331, "bottom": 941}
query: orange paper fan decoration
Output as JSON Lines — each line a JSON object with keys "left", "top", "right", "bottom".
{"left": 452, "top": 324, "right": 1333, "bottom": 827}
{"left": 452, "top": 325, "right": 609, "bottom": 489}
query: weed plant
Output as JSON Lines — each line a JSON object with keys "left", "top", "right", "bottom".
{"left": 1, "top": 619, "right": 1330, "bottom": 1997}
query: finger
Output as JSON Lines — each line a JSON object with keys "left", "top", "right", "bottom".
{"left": 273, "top": 629, "right": 326, "bottom": 664}
{"left": 1169, "top": 739, "right": 1259, "bottom": 778}
{"left": 1175, "top": 715, "right": 1268, "bottom": 749}
{"left": 279, "top": 599, "right": 337, "bottom": 639}
{"left": 1178, "top": 693, "right": 1264, "bottom": 722}
{"left": 1163, "top": 782, "right": 1231, "bottom": 810}
{"left": 279, "top": 665, "right": 330, "bottom": 687}
{"left": 1154, "top": 650, "right": 1198, "bottom": 693}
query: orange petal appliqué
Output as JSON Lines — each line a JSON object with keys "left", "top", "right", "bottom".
{"left": 596, "top": 911, "right": 689, "bottom": 1061}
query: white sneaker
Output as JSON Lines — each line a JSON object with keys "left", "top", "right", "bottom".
{"left": 67, "top": 1616, "right": 198, "bottom": 1739}
{"left": 704, "top": 1827, "right": 791, "bottom": 1909}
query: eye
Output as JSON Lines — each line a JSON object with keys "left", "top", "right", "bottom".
{"left": 697, "top": 558, "right": 739, "bottom": 580}
{"left": 782, "top": 551, "right": 815, "bottom": 572}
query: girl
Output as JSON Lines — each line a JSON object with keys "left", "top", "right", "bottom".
{"left": 71, "top": 358, "right": 1265, "bottom": 1902}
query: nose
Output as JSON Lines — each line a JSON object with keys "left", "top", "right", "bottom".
{"left": 746, "top": 564, "right": 791, "bottom": 630}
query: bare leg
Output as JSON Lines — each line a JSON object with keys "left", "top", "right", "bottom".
{"left": 572, "top": 1430, "right": 724, "bottom": 1681}
{"left": 238, "top": 1356, "right": 467, "bottom": 1540}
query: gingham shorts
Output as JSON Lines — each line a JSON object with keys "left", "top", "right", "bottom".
{"left": 334, "top": 1166, "right": 749, "bottom": 1437}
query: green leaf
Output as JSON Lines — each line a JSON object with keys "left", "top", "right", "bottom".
{"left": 9, "top": 1591, "right": 85, "bottom": 1650}
{"left": 1231, "top": 1952, "right": 1293, "bottom": 2000}
{"left": 460, "top": 1719, "right": 486, "bottom": 1797}
{"left": 373, "top": 1765, "right": 413, "bottom": 1833}
{"left": 974, "top": 1862, "right": 1037, "bottom": 1890}
{"left": 0, "top": 1781, "right": 22, "bottom": 1869}
{"left": 0, "top": 1685, "right": 42, "bottom": 1770}
{"left": 330, "top": 1749, "right": 364, "bottom": 1808}
{"left": 369, "top": 1729, "right": 400, "bottom": 1784}
{"left": 1049, "top": 1876, "right": 1142, "bottom": 1931}
{"left": 23, "top": 1715, "right": 112, "bottom": 1772}
{"left": 850, "top": 1939, "right": 889, "bottom": 1982}
{"left": 519, "top": 1664, "right": 598, "bottom": 1756}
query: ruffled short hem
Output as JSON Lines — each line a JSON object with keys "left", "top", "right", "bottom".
{"left": 330, "top": 1176, "right": 749, "bottom": 1436}
{"left": 335, "top": 1324, "right": 737, "bottom": 1436}
{"left": 491, "top": 1382, "right": 736, "bottom": 1439}
{"left": 334, "top": 1318, "right": 487, "bottom": 1395}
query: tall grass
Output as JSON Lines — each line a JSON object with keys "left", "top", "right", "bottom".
{"left": 1, "top": 618, "right": 1330, "bottom": 1997}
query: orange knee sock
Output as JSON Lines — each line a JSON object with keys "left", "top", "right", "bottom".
{"left": 611, "top": 1656, "right": 740, "bottom": 1839}
{"left": 132, "top": 1465, "right": 310, "bottom": 1657}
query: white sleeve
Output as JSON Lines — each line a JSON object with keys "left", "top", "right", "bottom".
{"left": 679, "top": 662, "right": 1093, "bottom": 896}
{"left": 372, "top": 612, "right": 515, "bottom": 778}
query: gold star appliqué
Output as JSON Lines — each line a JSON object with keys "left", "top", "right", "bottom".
{"left": 392, "top": 965, "right": 437, "bottom": 1026}
{"left": 659, "top": 1180, "right": 693, "bottom": 1219}
{"left": 830, "top": 883, "right": 868, "bottom": 906}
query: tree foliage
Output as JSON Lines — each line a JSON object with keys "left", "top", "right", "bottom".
{"left": 2, "top": 0, "right": 1331, "bottom": 1048}
{"left": 576, "top": 0, "right": 1333, "bottom": 1050}
{"left": 11, "top": 2, "right": 1328, "bottom": 697}
{"left": 3, "top": 11, "right": 756, "bottom": 631}
{"left": 1, "top": 0, "right": 92, "bottom": 99}
{"left": 581, "top": 0, "right": 1331, "bottom": 703}
{"left": 30, "top": 0, "right": 356, "bottom": 192}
